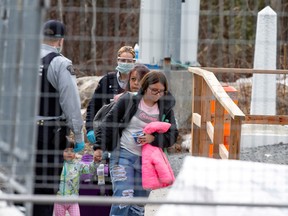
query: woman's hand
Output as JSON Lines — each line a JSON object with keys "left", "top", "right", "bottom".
{"left": 138, "top": 133, "right": 154, "bottom": 145}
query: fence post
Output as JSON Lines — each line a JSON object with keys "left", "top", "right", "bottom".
{"left": 229, "top": 118, "right": 242, "bottom": 159}
{"left": 191, "top": 74, "right": 202, "bottom": 156}
{"left": 199, "top": 82, "right": 211, "bottom": 157}
{"left": 213, "top": 100, "right": 225, "bottom": 159}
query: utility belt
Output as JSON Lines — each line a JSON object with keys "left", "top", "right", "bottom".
{"left": 36, "top": 116, "right": 66, "bottom": 127}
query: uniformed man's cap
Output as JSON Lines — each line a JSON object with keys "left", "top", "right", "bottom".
{"left": 43, "top": 20, "right": 65, "bottom": 38}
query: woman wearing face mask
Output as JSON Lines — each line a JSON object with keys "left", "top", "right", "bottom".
{"left": 86, "top": 46, "right": 136, "bottom": 144}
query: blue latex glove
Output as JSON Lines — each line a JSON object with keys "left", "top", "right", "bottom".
{"left": 87, "top": 130, "right": 96, "bottom": 144}
{"left": 74, "top": 141, "right": 85, "bottom": 153}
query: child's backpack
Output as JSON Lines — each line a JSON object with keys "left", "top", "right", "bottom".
{"left": 92, "top": 92, "right": 134, "bottom": 151}
{"left": 93, "top": 101, "right": 116, "bottom": 137}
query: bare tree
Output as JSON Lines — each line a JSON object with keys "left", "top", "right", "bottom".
{"left": 91, "top": 0, "right": 97, "bottom": 73}
{"left": 57, "top": 0, "right": 63, "bottom": 22}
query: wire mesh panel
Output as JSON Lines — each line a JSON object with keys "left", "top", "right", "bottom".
{"left": 0, "top": 0, "right": 43, "bottom": 187}
{"left": 1, "top": 1, "right": 288, "bottom": 216}
{"left": 0, "top": 0, "right": 44, "bottom": 215}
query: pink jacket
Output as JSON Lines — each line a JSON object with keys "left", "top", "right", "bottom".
{"left": 142, "top": 122, "right": 175, "bottom": 190}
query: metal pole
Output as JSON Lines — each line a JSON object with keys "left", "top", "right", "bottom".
{"left": 1, "top": 194, "right": 288, "bottom": 208}
{"left": 163, "top": 0, "right": 181, "bottom": 62}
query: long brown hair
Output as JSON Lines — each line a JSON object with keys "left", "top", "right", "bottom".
{"left": 139, "top": 71, "right": 168, "bottom": 95}
{"left": 126, "top": 64, "right": 150, "bottom": 91}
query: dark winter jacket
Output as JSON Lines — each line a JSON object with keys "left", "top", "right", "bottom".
{"left": 86, "top": 72, "right": 125, "bottom": 132}
{"left": 94, "top": 91, "right": 179, "bottom": 152}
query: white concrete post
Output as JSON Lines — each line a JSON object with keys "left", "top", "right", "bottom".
{"left": 163, "top": 0, "right": 182, "bottom": 62}
{"left": 250, "top": 6, "right": 277, "bottom": 115}
{"left": 138, "top": 0, "right": 165, "bottom": 65}
{"left": 180, "top": 0, "right": 200, "bottom": 66}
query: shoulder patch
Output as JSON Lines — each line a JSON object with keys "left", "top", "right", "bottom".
{"left": 67, "top": 65, "right": 75, "bottom": 75}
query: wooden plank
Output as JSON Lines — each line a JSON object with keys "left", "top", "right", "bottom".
{"left": 219, "top": 144, "right": 228, "bottom": 159}
{"left": 206, "top": 121, "right": 214, "bottom": 143}
{"left": 213, "top": 100, "right": 225, "bottom": 159}
{"left": 192, "top": 74, "right": 202, "bottom": 156}
{"left": 229, "top": 119, "right": 242, "bottom": 160}
{"left": 243, "top": 115, "right": 288, "bottom": 125}
{"left": 199, "top": 82, "right": 211, "bottom": 157}
{"left": 192, "top": 127, "right": 200, "bottom": 156}
{"left": 211, "top": 114, "right": 231, "bottom": 124}
{"left": 192, "top": 113, "right": 201, "bottom": 127}
{"left": 193, "top": 74, "right": 202, "bottom": 114}
{"left": 220, "top": 97, "right": 245, "bottom": 120}
{"left": 200, "top": 67, "right": 288, "bottom": 75}
{"left": 191, "top": 74, "right": 195, "bottom": 155}
{"left": 188, "top": 67, "right": 245, "bottom": 120}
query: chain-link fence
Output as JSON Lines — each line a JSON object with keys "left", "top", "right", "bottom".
{"left": 1, "top": 0, "right": 288, "bottom": 216}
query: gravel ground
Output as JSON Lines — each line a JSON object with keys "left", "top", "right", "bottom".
{"left": 168, "top": 142, "right": 288, "bottom": 177}
{"left": 240, "top": 143, "right": 288, "bottom": 165}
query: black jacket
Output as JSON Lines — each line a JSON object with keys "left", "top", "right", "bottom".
{"left": 86, "top": 72, "right": 125, "bottom": 132}
{"left": 95, "top": 91, "right": 179, "bottom": 152}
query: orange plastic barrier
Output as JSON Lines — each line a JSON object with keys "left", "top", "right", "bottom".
{"left": 209, "top": 85, "right": 238, "bottom": 157}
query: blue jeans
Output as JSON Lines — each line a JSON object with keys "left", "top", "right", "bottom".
{"left": 109, "top": 148, "right": 150, "bottom": 216}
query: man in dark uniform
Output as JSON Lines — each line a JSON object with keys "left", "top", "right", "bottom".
{"left": 33, "top": 20, "right": 85, "bottom": 216}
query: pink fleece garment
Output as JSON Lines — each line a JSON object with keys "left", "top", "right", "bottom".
{"left": 142, "top": 121, "right": 175, "bottom": 190}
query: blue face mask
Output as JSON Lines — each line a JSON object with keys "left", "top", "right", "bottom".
{"left": 116, "top": 62, "right": 135, "bottom": 74}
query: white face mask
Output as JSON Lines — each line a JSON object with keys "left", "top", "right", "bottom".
{"left": 56, "top": 39, "right": 63, "bottom": 53}
{"left": 56, "top": 46, "right": 62, "bottom": 53}
{"left": 116, "top": 62, "right": 135, "bottom": 74}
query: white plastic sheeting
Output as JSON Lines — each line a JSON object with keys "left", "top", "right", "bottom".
{"left": 156, "top": 156, "right": 288, "bottom": 216}
{"left": 0, "top": 191, "right": 24, "bottom": 216}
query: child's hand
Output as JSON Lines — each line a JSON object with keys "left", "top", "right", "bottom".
{"left": 137, "top": 133, "right": 155, "bottom": 145}
{"left": 93, "top": 149, "right": 103, "bottom": 163}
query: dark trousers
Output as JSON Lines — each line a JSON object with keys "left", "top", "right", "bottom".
{"left": 33, "top": 122, "right": 68, "bottom": 216}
